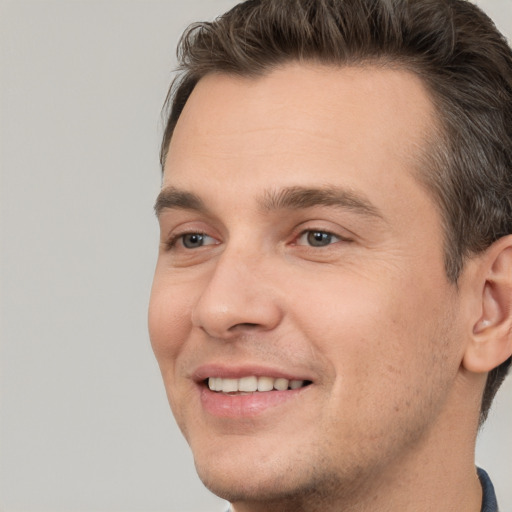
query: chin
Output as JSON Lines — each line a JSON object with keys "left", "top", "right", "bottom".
{"left": 193, "top": 446, "right": 279, "bottom": 498}
{"left": 191, "top": 441, "right": 336, "bottom": 507}
{"left": 196, "top": 462, "right": 310, "bottom": 505}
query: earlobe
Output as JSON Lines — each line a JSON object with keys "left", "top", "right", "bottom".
{"left": 462, "top": 236, "right": 512, "bottom": 374}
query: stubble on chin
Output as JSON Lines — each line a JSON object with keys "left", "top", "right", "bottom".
{"left": 195, "top": 450, "right": 373, "bottom": 512}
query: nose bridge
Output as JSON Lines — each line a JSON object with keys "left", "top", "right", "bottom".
{"left": 191, "top": 241, "right": 282, "bottom": 338}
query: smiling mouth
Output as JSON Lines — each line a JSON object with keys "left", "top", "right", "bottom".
{"left": 206, "top": 376, "right": 312, "bottom": 394}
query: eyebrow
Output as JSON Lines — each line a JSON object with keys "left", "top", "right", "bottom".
{"left": 154, "top": 187, "right": 207, "bottom": 216}
{"left": 154, "top": 185, "right": 383, "bottom": 220}
{"left": 260, "top": 186, "right": 383, "bottom": 219}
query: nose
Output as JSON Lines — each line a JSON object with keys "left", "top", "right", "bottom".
{"left": 191, "top": 247, "right": 283, "bottom": 339}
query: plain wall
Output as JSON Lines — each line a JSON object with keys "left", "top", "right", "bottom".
{"left": 0, "top": 1, "right": 510, "bottom": 511}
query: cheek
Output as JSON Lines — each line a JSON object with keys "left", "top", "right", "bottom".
{"left": 292, "top": 266, "right": 455, "bottom": 396}
{"left": 148, "top": 278, "right": 198, "bottom": 428}
{"left": 148, "top": 272, "right": 194, "bottom": 368}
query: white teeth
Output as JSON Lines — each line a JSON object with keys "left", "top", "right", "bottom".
{"left": 273, "top": 378, "right": 289, "bottom": 391}
{"left": 208, "top": 377, "right": 223, "bottom": 391}
{"left": 221, "top": 378, "right": 238, "bottom": 393}
{"left": 239, "top": 376, "right": 258, "bottom": 392}
{"left": 207, "top": 376, "right": 307, "bottom": 393}
{"left": 257, "top": 376, "right": 274, "bottom": 392}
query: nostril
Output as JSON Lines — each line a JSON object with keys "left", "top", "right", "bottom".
{"left": 228, "top": 322, "right": 260, "bottom": 331}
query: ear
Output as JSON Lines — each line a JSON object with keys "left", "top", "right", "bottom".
{"left": 462, "top": 235, "right": 512, "bottom": 374}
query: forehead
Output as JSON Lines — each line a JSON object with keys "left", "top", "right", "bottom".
{"left": 164, "top": 63, "right": 437, "bottom": 215}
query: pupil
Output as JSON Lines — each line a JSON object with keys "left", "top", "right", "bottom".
{"left": 308, "top": 231, "right": 331, "bottom": 246}
{"left": 183, "top": 233, "right": 203, "bottom": 248}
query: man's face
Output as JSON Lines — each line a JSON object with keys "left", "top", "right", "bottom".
{"left": 149, "top": 64, "right": 467, "bottom": 506}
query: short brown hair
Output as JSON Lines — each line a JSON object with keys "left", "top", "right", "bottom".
{"left": 160, "top": 0, "right": 512, "bottom": 423}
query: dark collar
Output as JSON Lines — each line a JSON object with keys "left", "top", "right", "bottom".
{"left": 478, "top": 467, "right": 499, "bottom": 512}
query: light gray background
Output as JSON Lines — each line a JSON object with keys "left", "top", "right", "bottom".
{"left": 0, "top": 1, "right": 510, "bottom": 511}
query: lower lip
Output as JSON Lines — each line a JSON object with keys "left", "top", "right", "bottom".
{"left": 199, "top": 385, "right": 308, "bottom": 418}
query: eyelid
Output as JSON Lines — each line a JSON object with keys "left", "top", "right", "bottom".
{"left": 298, "top": 230, "right": 341, "bottom": 247}
{"left": 160, "top": 217, "right": 222, "bottom": 250}
{"left": 166, "top": 231, "right": 219, "bottom": 250}
{"left": 291, "top": 224, "right": 353, "bottom": 246}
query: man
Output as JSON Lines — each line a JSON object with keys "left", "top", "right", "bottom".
{"left": 148, "top": 0, "right": 512, "bottom": 510}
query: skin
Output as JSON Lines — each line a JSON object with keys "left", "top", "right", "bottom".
{"left": 149, "top": 64, "right": 487, "bottom": 512}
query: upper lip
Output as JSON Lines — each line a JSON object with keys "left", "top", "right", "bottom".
{"left": 192, "top": 363, "right": 314, "bottom": 383}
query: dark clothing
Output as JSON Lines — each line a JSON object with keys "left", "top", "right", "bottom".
{"left": 478, "top": 467, "right": 499, "bottom": 512}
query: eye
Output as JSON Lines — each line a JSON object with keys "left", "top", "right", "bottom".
{"left": 180, "top": 233, "right": 217, "bottom": 249}
{"left": 296, "top": 230, "right": 341, "bottom": 247}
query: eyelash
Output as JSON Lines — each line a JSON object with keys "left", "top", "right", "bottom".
{"left": 165, "top": 232, "right": 210, "bottom": 250}
{"left": 295, "top": 229, "right": 343, "bottom": 247}
{"left": 165, "top": 228, "right": 348, "bottom": 252}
